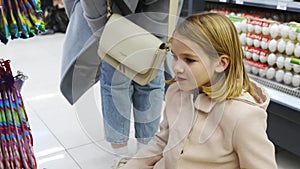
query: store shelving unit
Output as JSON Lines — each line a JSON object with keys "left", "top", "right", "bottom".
{"left": 183, "top": 0, "right": 300, "bottom": 156}
{"left": 231, "top": 0, "right": 300, "bottom": 12}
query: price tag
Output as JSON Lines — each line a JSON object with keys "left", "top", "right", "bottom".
{"left": 236, "top": 0, "right": 244, "bottom": 4}
{"left": 219, "top": 0, "right": 227, "bottom": 2}
{"left": 277, "top": 1, "right": 288, "bottom": 10}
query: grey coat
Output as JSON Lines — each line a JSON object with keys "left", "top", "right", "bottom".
{"left": 60, "top": 0, "right": 182, "bottom": 104}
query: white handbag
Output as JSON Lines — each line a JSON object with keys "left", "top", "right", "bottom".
{"left": 98, "top": 0, "right": 179, "bottom": 85}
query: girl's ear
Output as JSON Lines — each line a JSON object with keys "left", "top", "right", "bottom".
{"left": 215, "top": 54, "right": 230, "bottom": 73}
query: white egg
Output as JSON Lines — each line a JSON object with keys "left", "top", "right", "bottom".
{"left": 267, "top": 53, "right": 277, "bottom": 66}
{"left": 248, "top": 24, "right": 254, "bottom": 32}
{"left": 259, "top": 68, "right": 267, "bottom": 77}
{"left": 244, "top": 64, "right": 251, "bottom": 73}
{"left": 281, "top": 25, "right": 290, "bottom": 38}
{"left": 245, "top": 51, "right": 252, "bottom": 59}
{"left": 268, "top": 39, "right": 277, "bottom": 52}
{"left": 229, "top": 12, "right": 236, "bottom": 16}
{"left": 293, "top": 64, "right": 300, "bottom": 73}
{"left": 261, "top": 41, "right": 269, "bottom": 49}
{"left": 259, "top": 54, "right": 268, "bottom": 63}
{"left": 294, "top": 43, "right": 300, "bottom": 57}
{"left": 262, "top": 26, "right": 270, "bottom": 35}
{"left": 275, "top": 69, "right": 285, "bottom": 82}
{"left": 266, "top": 67, "right": 276, "bottom": 79}
{"left": 240, "top": 33, "right": 247, "bottom": 46}
{"left": 253, "top": 39, "right": 261, "bottom": 48}
{"left": 252, "top": 53, "right": 259, "bottom": 61}
{"left": 278, "top": 24, "right": 284, "bottom": 31}
{"left": 276, "top": 55, "right": 285, "bottom": 69}
{"left": 277, "top": 39, "right": 286, "bottom": 53}
{"left": 292, "top": 74, "right": 300, "bottom": 87}
{"left": 241, "top": 20, "right": 248, "bottom": 33}
{"left": 254, "top": 25, "right": 262, "bottom": 34}
{"left": 285, "top": 41, "right": 295, "bottom": 55}
{"left": 297, "top": 33, "right": 300, "bottom": 42}
{"left": 234, "top": 21, "right": 242, "bottom": 34}
{"left": 251, "top": 66, "right": 259, "bottom": 74}
{"left": 284, "top": 58, "right": 293, "bottom": 71}
{"left": 270, "top": 24, "right": 279, "bottom": 38}
{"left": 247, "top": 37, "right": 253, "bottom": 46}
{"left": 283, "top": 72, "right": 293, "bottom": 85}
{"left": 289, "top": 29, "right": 297, "bottom": 40}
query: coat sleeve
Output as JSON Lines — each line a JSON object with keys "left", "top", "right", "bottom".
{"left": 80, "top": 0, "right": 108, "bottom": 36}
{"left": 62, "top": 0, "right": 77, "bottom": 17}
{"left": 233, "top": 107, "right": 278, "bottom": 169}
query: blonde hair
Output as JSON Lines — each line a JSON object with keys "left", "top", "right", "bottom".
{"left": 173, "top": 12, "right": 255, "bottom": 101}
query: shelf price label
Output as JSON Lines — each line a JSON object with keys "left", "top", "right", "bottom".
{"left": 219, "top": 0, "right": 227, "bottom": 2}
{"left": 277, "top": 1, "right": 288, "bottom": 10}
{"left": 236, "top": 0, "right": 244, "bottom": 4}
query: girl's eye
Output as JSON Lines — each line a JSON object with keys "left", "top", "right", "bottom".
{"left": 185, "top": 58, "right": 196, "bottom": 63}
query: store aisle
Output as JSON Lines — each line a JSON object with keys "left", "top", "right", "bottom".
{"left": 1, "top": 33, "right": 300, "bottom": 169}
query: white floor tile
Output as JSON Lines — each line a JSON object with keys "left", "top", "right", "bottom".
{"left": 26, "top": 104, "right": 65, "bottom": 157}
{"left": 68, "top": 142, "right": 115, "bottom": 169}
{"left": 36, "top": 150, "right": 80, "bottom": 169}
{"left": 28, "top": 94, "right": 99, "bottom": 149}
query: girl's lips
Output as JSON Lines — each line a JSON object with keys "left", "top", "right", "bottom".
{"left": 176, "top": 76, "right": 186, "bottom": 82}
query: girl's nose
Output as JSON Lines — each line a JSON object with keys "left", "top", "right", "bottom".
{"left": 173, "top": 60, "right": 184, "bottom": 73}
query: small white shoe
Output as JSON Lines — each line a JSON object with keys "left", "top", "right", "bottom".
{"left": 111, "top": 157, "right": 130, "bottom": 169}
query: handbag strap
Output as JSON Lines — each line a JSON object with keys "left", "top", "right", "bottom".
{"left": 105, "top": 0, "right": 180, "bottom": 48}
{"left": 167, "top": 0, "right": 179, "bottom": 46}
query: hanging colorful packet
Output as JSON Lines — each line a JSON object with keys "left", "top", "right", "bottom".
{"left": 14, "top": 90, "right": 32, "bottom": 145}
{"left": 24, "top": 0, "right": 45, "bottom": 33}
{"left": 0, "top": 60, "right": 37, "bottom": 168}
{"left": 13, "top": 0, "right": 30, "bottom": 38}
{"left": 20, "top": 0, "right": 37, "bottom": 36}
{"left": 0, "top": 93, "right": 14, "bottom": 169}
{"left": 11, "top": 89, "right": 35, "bottom": 168}
{"left": 8, "top": 90, "right": 30, "bottom": 169}
{"left": 1, "top": 61, "right": 24, "bottom": 168}
{"left": 3, "top": 93, "right": 22, "bottom": 168}
{"left": 0, "top": 4, "right": 10, "bottom": 44}
{"left": 0, "top": 99, "right": 10, "bottom": 169}
{"left": 0, "top": 132, "right": 5, "bottom": 168}
{"left": 6, "top": 0, "right": 19, "bottom": 39}
{"left": 18, "top": 0, "right": 37, "bottom": 37}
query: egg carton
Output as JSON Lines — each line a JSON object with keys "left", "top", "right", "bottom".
{"left": 249, "top": 74, "right": 300, "bottom": 98}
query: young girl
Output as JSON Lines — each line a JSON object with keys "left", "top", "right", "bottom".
{"left": 121, "top": 12, "right": 278, "bottom": 169}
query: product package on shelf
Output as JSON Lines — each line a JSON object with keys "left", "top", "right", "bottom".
{"left": 222, "top": 11, "right": 300, "bottom": 98}
{"left": 0, "top": 60, "right": 36, "bottom": 169}
{"left": 0, "top": 0, "right": 45, "bottom": 44}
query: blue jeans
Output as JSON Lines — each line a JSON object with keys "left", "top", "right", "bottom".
{"left": 100, "top": 61, "right": 165, "bottom": 144}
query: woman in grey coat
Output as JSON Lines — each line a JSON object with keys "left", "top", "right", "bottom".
{"left": 60, "top": 0, "right": 183, "bottom": 167}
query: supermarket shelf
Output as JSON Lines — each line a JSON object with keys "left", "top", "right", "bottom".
{"left": 249, "top": 74, "right": 300, "bottom": 112}
{"left": 205, "top": 0, "right": 230, "bottom": 2}
{"left": 231, "top": 0, "right": 300, "bottom": 12}
{"left": 248, "top": 74, "right": 300, "bottom": 156}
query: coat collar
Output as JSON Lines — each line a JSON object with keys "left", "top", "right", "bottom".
{"left": 192, "top": 92, "right": 224, "bottom": 144}
{"left": 194, "top": 93, "right": 218, "bottom": 113}
{"left": 123, "top": 0, "right": 139, "bottom": 13}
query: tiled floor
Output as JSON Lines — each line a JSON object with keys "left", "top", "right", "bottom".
{"left": 1, "top": 33, "right": 300, "bottom": 169}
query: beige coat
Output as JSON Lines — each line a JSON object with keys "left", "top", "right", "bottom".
{"left": 123, "top": 82, "right": 278, "bottom": 169}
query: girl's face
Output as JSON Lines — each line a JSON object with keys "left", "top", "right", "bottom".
{"left": 171, "top": 33, "right": 218, "bottom": 91}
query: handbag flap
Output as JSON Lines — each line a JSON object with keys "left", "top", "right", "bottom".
{"left": 99, "top": 13, "right": 164, "bottom": 74}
